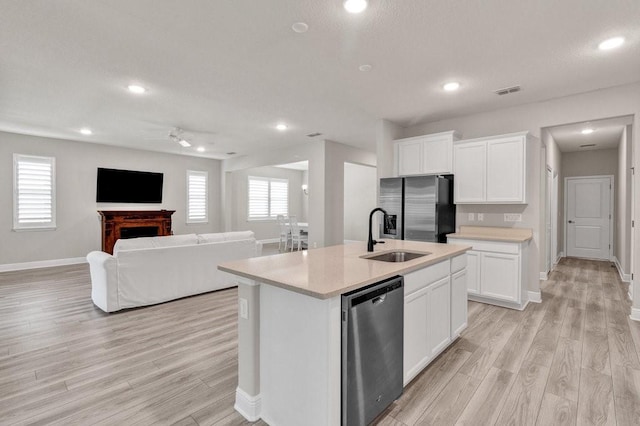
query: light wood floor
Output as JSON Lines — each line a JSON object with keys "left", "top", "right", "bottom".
{"left": 1, "top": 258, "right": 639, "bottom": 425}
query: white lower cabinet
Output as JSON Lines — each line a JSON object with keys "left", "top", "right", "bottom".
{"left": 402, "top": 257, "right": 466, "bottom": 386}
{"left": 447, "top": 237, "right": 529, "bottom": 310}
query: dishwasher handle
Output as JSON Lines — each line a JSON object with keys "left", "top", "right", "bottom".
{"left": 347, "top": 277, "right": 403, "bottom": 308}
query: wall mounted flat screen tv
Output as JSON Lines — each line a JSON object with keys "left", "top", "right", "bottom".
{"left": 96, "top": 168, "right": 164, "bottom": 203}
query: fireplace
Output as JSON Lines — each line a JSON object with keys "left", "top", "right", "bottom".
{"left": 98, "top": 210, "right": 175, "bottom": 254}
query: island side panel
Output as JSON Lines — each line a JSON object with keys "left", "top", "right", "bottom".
{"left": 260, "top": 284, "right": 341, "bottom": 426}
{"left": 235, "top": 278, "right": 261, "bottom": 421}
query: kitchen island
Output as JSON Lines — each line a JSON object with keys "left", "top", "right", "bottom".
{"left": 218, "top": 239, "right": 470, "bottom": 426}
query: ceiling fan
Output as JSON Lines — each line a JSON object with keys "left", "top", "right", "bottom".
{"left": 168, "top": 127, "right": 192, "bottom": 147}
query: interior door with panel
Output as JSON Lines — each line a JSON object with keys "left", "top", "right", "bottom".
{"left": 566, "top": 176, "right": 612, "bottom": 260}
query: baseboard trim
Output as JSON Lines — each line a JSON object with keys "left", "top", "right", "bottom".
{"left": 556, "top": 252, "right": 564, "bottom": 264}
{"left": 613, "top": 256, "right": 631, "bottom": 283}
{"left": 0, "top": 257, "right": 86, "bottom": 273}
{"left": 630, "top": 307, "right": 640, "bottom": 322}
{"left": 234, "top": 387, "right": 262, "bottom": 422}
{"left": 258, "top": 238, "right": 280, "bottom": 244}
{"left": 539, "top": 272, "right": 548, "bottom": 281}
{"left": 528, "top": 291, "right": 542, "bottom": 303}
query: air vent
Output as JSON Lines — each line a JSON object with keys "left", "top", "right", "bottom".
{"left": 306, "top": 132, "right": 323, "bottom": 138}
{"left": 579, "top": 144, "right": 596, "bottom": 148}
{"left": 494, "top": 85, "right": 522, "bottom": 96}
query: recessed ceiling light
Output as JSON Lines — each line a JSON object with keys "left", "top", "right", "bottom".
{"left": 581, "top": 128, "right": 595, "bottom": 135}
{"left": 178, "top": 139, "right": 191, "bottom": 148}
{"left": 196, "top": 146, "right": 205, "bottom": 153}
{"left": 127, "top": 84, "right": 147, "bottom": 94}
{"left": 276, "top": 124, "right": 288, "bottom": 131}
{"left": 359, "top": 64, "right": 372, "bottom": 72}
{"left": 598, "top": 37, "right": 625, "bottom": 50}
{"left": 79, "top": 128, "right": 92, "bottom": 135}
{"left": 291, "top": 22, "right": 309, "bottom": 33}
{"left": 443, "top": 82, "right": 460, "bottom": 91}
{"left": 344, "top": 0, "right": 367, "bottom": 14}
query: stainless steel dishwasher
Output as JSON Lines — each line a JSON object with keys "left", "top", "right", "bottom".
{"left": 341, "top": 276, "right": 403, "bottom": 425}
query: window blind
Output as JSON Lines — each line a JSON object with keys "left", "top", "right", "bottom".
{"left": 187, "top": 170, "right": 208, "bottom": 223}
{"left": 248, "top": 176, "right": 288, "bottom": 219}
{"left": 13, "top": 154, "right": 56, "bottom": 230}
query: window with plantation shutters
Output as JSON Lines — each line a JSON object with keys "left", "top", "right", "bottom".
{"left": 13, "top": 154, "right": 56, "bottom": 230}
{"left": 248, "top": 176, "right": 288, "bottom": 220}
{"left": 187, "top": 170, "right": 208, "bottom": 223}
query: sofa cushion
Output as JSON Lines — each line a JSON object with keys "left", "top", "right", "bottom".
{"left": 196, "top": 233, "right": 226, "bottom": 244}
{"left": 113, "top": 234, "right": 198, "bottom": 255}
{"left": 197, "top": 231, "right": 255, "bottom": 244}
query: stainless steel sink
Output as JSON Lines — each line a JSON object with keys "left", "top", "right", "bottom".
{"left": 362, "top": 251, "right": 430, "bottom": 263}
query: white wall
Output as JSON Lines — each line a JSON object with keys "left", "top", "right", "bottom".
{"left": 227, "top": 166, "right": 306, "bottom": 241}
{"left": 0, "top": 131, "right": 222, "bottom": 266}
{"left": 343, "top": 163, "right": 377, "bottom": 241}
{"left": 223, "top": 140, "right": 376, "bottom": 248}
{"left": 378, "top": 82, "right": 640, "bottom": 305}
{"left": 616, "top": 126, "right": 633, "bottom": 277}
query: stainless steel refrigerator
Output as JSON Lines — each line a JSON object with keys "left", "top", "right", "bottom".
{"left": 379, "top": 175, "right": 456, "bottom": 243}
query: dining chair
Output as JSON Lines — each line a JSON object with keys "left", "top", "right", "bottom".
{"left": 277, "top": 214, "right": 290, "bottom": 251}
{"left": 289, "top": 216, "right": 308, "bottom": 251}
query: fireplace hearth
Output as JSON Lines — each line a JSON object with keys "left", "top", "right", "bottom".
{"left": 98, "top": 210, "right": 175, "bottom": 254}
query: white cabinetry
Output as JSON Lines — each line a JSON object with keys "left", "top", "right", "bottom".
{"left": 453, "top": 131, "right": 533, "bottom": 204}
{"left": 403, "top": 256, "right": 466, "bottom": 385}
{"left": 395, "top": 131, "right": 461, "bottom": 176}
{"left": 447, "top": 237, "right": 529, "bottom": 310}
{"left": 450, "top": 254, "right": 468, "bottom": 338}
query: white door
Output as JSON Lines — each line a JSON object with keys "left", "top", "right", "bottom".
{"left": 566, "top": 176, "right": 612, "bottom": 260}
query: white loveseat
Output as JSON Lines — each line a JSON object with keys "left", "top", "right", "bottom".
{"left": 87, "top": 231, "right": 262, "bottom": 313}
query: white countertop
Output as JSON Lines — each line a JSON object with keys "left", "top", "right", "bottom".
{"left": 447, "top": 225, "right": 533, "bottom": 243}
{"left": 218, "top": 240, "right": 470, "bottom": 299}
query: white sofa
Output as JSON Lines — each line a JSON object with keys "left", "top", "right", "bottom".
{"left": 87, "top": 231, "right": 262, "bottom": 312}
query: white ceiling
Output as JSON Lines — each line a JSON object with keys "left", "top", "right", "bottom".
{"left": 548, "top": 115, "right": 633, "bottom": 152}
{"left": 274, "top": 161, "right": 309, "bottom": 171}
{"left": 1, "top": 1, "right": 639, "bottom": 159}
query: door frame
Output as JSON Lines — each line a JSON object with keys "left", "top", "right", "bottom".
{"left": 563, "top": 175, "right": 614, "bottom": 261}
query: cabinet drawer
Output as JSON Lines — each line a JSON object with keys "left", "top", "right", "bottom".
{"left": 450, "top": 254, "right": 467, "bottom": 273}
{"left": 404, "top": 260, "right": 450, "bottom": 295}
{"left": 447, "top": 238, "right": 520, "bottom": 255}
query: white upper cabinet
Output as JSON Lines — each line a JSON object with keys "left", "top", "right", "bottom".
{"left": 453, "top": 131, "right": 533, "bottom": 204}
{"left": 395, "top": 131, "right": 461, "bottom": 176}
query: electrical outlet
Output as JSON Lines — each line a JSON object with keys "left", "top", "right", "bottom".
{"left": 477, "top": 213, "right": 484, "bottom": 222}
{"left": 239, "top": 298, "right": 248, "bottom": 319}
{"left": 504, "top": 213, "right": 522, "bottom": 222}
{"left": 468, "top": 213, "right": 475, "bottom": 221}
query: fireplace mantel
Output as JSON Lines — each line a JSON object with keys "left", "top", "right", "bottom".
{"left": 98, "top": 210, "right": 175, "bottom": 254}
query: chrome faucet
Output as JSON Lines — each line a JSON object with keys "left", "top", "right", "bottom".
{"left": 368, "top": 207, "right": 388, "bottom": 252}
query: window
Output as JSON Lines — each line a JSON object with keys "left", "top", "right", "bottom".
{"left": 248, "top": 176, "right": 288, "bottom": 220}
{"left": 187, "top": 170, "right": 208, "bottom": 223}
{"left": 13, "top": 154, "right": 56, "bottom": 230}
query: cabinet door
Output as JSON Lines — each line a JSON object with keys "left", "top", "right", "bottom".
{"left": 422, "top": 136, "right": 452, "bottom": 174}
{"left": 466, "top": 250, "right": 480, "bottom": 295}
{"left": 403, "top": 286, "right": 430, "bottom": 384}
{"left": 480, "top": 252, "right": 520, "bottom": 302}
{"left": 453, "top": 141, "right": 486, "bottom": 203}
{"left": 486, "top": 137, "right": 525, "bottom": 203}
{"left": 451, "top": 269, "right": 468, "bottom": 338}
{"left": 398, "top": 140, "right": 422, "bottom": 176}
{"left": 427, "top": 276, "right": 451, "bottom": 357}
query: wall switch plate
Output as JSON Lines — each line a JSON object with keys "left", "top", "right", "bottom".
{"left": 477, "top": 213, "right": 484, "bottom": 221}
{"left": 239, "top": 298, "right": 248, "bottom": 319}
{"left": 468, "top": 213, "right": 475, "bottom": 221}
{"left": 504, "top": 213, "right": 522, "bottom": 222}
